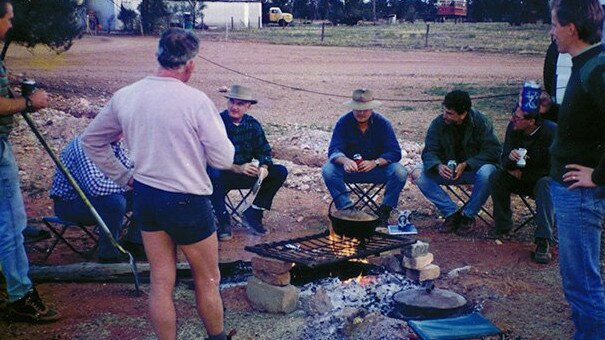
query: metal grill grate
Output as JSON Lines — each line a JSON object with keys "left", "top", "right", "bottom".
{"left": 245, "top": 231, "right": 416, "bottom": 268}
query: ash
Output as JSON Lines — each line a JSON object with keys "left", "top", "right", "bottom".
{"left": 298, "top": 271, "right": 418, "bottom": 339}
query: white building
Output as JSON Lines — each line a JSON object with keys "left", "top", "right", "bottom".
{"left": 85, "top": 0, "right": 262, "bottom": 31}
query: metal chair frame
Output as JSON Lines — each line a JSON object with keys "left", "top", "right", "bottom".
{"left": 444, "top": 184, "right": 494, "bottom": 226}
{"left": 41, "top": 216, "right": 99, "bottom": 263}
{"left": 514, "top": 194, "right": 537, "bottom": 233}
{"left": 224, "top": 188, "right": 254, "bottom": 224}
{"left": 345, "top": 182, "right": 386, "bottom": 214}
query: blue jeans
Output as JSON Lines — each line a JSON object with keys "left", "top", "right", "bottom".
{"left": 208, "top": 164, "right": 288, "bottom": 224}
{"left": 53, "top": 191, "right": 141, "bottom": 259}
{"left": 322, "top": 162, "right": 408, "bottom": 210}
{"left": 551, "top": 181, "right": 605, "bottom": 339}
{"left": 0, "top": 137, "right": 33, "bottom": 302}
{"left": 415, "top": 163, "right": 497, "bottom": 218}
{"left": 490, "top": 170, "right": 554, "bottom": 240}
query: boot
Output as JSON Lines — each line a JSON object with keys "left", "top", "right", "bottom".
{"left": 7, "top": 288, "right": 60, "bottom": 323}
{"left": 533, "top": 238, "right": 552, "bottom": 264}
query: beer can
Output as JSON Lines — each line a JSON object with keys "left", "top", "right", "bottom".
{"left": 521, "top": 81, "right": 541, "bottom": 114}
{"left": 447, "top": 160, "right": 457, "bottom": 178}
{"left": 21, "top": 79, "right": 36, "bottom": 97}
{"left": 353, "top": 154, "right": 363, "bottom": 165}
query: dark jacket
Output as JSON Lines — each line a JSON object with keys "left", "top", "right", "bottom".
{"left": 422, "top": 108, "right": 501, "bottom": 172}
{"left": 550, "top": 44, "right": 605, "bottom": 186}
{"left": 501, "top": 119, "right": 556, "bottom": 184}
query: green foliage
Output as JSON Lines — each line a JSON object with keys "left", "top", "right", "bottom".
{"left": 139, "top": 0, "right": 170, "bottom": 35}
{"left": 118, "top": 4, "right": 138, "bottom": 32}
{"left": 5, "top": 0, "right": 84, "bottom": 55}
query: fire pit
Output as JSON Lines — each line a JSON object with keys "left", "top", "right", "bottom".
{"left": 244, "top": 231, "right": 415, "bottom": 268}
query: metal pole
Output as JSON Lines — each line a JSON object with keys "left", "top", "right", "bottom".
{"left": 321, "top": 22, "right": 325, "bottom": 42}
{"left": 258, "top": 16, "right": 261, "bottom": 29}
{"left": 425, "top": 23, "right": 430, "bottom": 48}
{"left": 231, "top": 16, "right": 234, "bottom": 30}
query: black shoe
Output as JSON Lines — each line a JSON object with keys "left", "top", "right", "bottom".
{"left": 7, "top": 288, "right": 60, "bottom": 323}
{"left": 455, "top": 214, "right": 475, "bottom": 236}
{"left": 376, "top": 205, "right": 393, "bottom": 228}
{"left": 122, "top": 240, "right": 147, "bottom": 261}
{"left": 488, "top": 228, "right": 512, "bottom": 239}
{"left": 242, "top": 207, "right": 268, "bottom": 236}
{"left": 439, "top": 210, "right": 461, "bottom": 233}
{"left": 217, "top": 222, "right": 233, "bottom": 241}
{"left": 533, "top": 238, "right": 552, "bottom": 264}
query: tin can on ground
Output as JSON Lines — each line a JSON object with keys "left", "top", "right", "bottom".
{"left": 447, "top": 160, "right": 457, "bottom": 178}
{"left": 353, "top": 154, "right": 363, "bottom": 165}
{"left": 521, "top": 81, "right": 541, "bottom": 114}
{"left": 21, "top": 79, "right": 36, "bottom": 97}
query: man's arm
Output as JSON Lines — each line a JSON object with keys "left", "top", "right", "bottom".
{"left": 464, "top": 115, "right": 502, "bottom": 170}
{"left": 0, "top": 90, "right": 48, "bottom": 116}
{"left": 421, "top": 119, "right": 445, "bottom": 171}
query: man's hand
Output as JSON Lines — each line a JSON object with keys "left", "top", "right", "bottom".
{"left": 508, "top": 149, "right": 522, "bottom": 162}
{"left": 357, "top": 160, "right": 377, "bottom": 173}
{"left": 507, "top": 169, "right": 522, "bottom": 180}
{"left": 233, "top": 162, "right": 260, "bottom": 177}
{"left": 437, "top": 164, "right": 453, "bottom": 180}
{"left": 341, "top": 158, "right": 359, "bottom": 173}
{"left": 30, "top": 90, "right": 49, "bottom": 111}
{"left": 563, "top": 164, "right": 597, "bottom": 189}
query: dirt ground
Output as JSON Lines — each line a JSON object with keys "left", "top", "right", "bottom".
{"left": 0, "top": 35, "right": 572, "bottom": 339}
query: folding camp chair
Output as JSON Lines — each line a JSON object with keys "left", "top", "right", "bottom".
{"left": 345, "top": 182, "right": 386, "bottom": 215}
{"left": 513, "top": 194, "right": 537, "bottom": 233}
{"left": 444, "top": 184, "right": 494, "bottom": 226}
{"left": 41, "top": 216, "right": 99, "bottom": 263}
{"left": 224, "top": 188, "right": 255, "bottom": 224}
{"left": 407, "top": 312, "right": 504, "bottom": 340}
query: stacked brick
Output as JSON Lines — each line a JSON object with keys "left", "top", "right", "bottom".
{"left": 401, "top": 240, "right": 440, "bottom": 282}
{"left": 246, "top": 256, "right": 299, "bottom": 313}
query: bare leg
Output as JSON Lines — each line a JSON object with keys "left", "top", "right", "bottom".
{"left": 180, "top": 231, "right": 224, "bottom": 336}
{"left": 143, "top": 230, "right": 178, "bottom": 340}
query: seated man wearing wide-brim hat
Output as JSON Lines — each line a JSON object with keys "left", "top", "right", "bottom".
{"left": 208, "top": 85, "right": 288, "bottom": 240}
{"left": 322, "top": 88, "right": 408, "bottom": 226}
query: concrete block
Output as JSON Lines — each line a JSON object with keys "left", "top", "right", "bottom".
{"left": 251, "top": 256, "right": 294, "bottom": 274}
{"left": 246, "top": 276, "right": 299, "bottom": 314}
{"left": 401, "top": 240, "right": 429, "bottom": 258}
{"left": 402, "top": 252, "right": 434, "bottom": 270}
{"left": 253, "top": 269, "right": 291, "bottom": 286}
{"left": 405, "top": 264, "right": 440, "bottom": 282}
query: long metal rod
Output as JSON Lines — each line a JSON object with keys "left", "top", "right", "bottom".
{"left": 19, "top": 110, "right": 140, "bottom": 294}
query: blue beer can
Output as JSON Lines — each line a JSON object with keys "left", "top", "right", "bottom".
{"left": 521, "top": 81, "right": 541, "bottom": 114}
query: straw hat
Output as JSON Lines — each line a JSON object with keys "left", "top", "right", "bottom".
{"left": 224, "top": 85, "right": 258, "bottom": 104}
{"left": 344, "top": 88, "right": 381, "bottom": 110}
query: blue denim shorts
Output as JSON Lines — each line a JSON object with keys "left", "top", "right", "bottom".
{"left": 133, "top": 180, "right": 216, "bottom": 245}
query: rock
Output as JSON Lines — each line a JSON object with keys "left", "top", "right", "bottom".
{"left": 402, "top": 252, "right": 434, "bottom": 270}
{"left": 252, "top": 269, "right": 291, "bottom": 286}
{"left": 345, "top": 312, "right": 411, "bottom": 339}
{"left": 447, "top": 265, "right": 472, "bottom": 278}
{"left": 368, "top": 254, "right": 404, "bottom": 273}
{"left": 300, "top": 287, "right": 333, "bottom": 315}
{"left": 251, "top": 256, "right": 294, "bottom": 274}
{"left": 406, "top": 264, "right": 440, "bottom": 282}
{"left": 246, "top": 276, "right": 299, "bottom": 314}
{"left": 401, "top": 240, "right": 429, "bottom": 258}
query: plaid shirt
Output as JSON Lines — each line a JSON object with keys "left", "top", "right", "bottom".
{"left": 50, "top": 136, "right": 133, "bottom": 200}
{"left": 219, "top": 110, "right": 273, "bottom": 166}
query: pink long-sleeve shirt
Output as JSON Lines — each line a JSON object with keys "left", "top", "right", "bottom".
{"left": 81, "top": 76, "right": 234, "bottom": 195}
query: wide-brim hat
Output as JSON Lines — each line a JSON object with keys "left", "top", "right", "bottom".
{"left": 224, "top": 85, "right": 257, "bottom": 104}
{"left": 344, "top": 88, "right": 381, "bottom": 110}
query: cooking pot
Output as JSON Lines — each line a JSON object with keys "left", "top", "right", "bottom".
{"left": 328, "top": 192, "right": 379, "bottom": 239}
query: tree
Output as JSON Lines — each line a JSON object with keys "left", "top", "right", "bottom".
{"left": 170, "top": 0, "right": 205, "bottom": 28}
{"left": 2, "top": 0, "right": 85, "bottom": 59}
{"left": 118, "top": 4, "right": 138, "bottom": 32}
{"left": 139, "top": 0, "right": 170, "bottom": 35}
{"left": 343, "top": 0, "right": 363, "bottom": 25}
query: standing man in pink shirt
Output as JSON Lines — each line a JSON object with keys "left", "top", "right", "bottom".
{"left": 81, "top": 28, "right": 234, "bottom": 340}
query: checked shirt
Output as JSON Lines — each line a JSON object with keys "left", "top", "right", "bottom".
{"left": 219, "top": 110, "right": 273, "bottom": 166}
{"left": 50, "top": 136, "right": 132, "bottom": 200}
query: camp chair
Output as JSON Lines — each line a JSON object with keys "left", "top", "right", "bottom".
{"left": 407, "top": 312, "right": 504, "bottom": 340}
{"left": 345, "top": 182, "right": 386, "bottom": 215}
{"left": 444, "top": 184, "right": 494, "bottom": 226}
{"left": 513, "top": 194, "right": 537, "bottom": 233}
{"left": 224, "top": 188, "right": 255, "bottom": 224}
{"left": 41, "top": 216, "right": 99, "bottom": 263}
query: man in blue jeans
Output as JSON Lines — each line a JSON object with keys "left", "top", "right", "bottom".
{"left": 412, "top": 90, "right": 501, "bottom": 236}
{"left": 549, "top": 0, "right": 605, "bottom": 337}
{"left": 322, "top": 88, "right": 407, "bottom": 226}
{"left": 208, "top": 85, "right": 288, "bottom": 240}
{"left": 49, "top": 136, "right": 144, "bottom": 263}
{"left": 0, "top": 0, "right": 59, "bottom": 322}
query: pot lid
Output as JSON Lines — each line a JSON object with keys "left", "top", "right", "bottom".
{"left": 393, "top": 288, "right": 467, "bottom": 311}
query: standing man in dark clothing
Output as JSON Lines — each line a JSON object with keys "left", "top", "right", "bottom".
{"left": 208, "top": 85, "right": 288, "bottom": 240}
{"left": 489, "top": 104, "right": 556, "bottom": 264}
{"left": 0, "top": 0, "right": 59, "bottom": 322}
{"left": 412, "top": 90, "right": 501, "bottom": 236}
{"left": 549, "top": 0, "right": 605, "bottom": 337}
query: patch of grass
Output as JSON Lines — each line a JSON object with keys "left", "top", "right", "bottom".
{"left": 398, "top": 105, "right": 416, "bottom": 111}
{"left": 200, "top": 22, "right": 551, "bottom": 55}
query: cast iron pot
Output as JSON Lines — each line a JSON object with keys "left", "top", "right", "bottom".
{"left": 328, "top": 192, "right": 379, "bottom": 239}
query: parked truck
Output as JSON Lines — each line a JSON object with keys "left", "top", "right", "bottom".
{"left": 268, "top": 7, "right": 293, "bottom": 27}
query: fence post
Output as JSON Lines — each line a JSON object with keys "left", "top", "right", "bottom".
{"left": 425, "top": 24, "right": 430, "bottom": 48}
{"left": 321, "top": 22, "right": 325, "bottom": 42}
{"left": 231, "top": 17, "right": 234, "bottom": 30}
{"left": 258, "top": 16, "right": 261, "bottom": 29}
